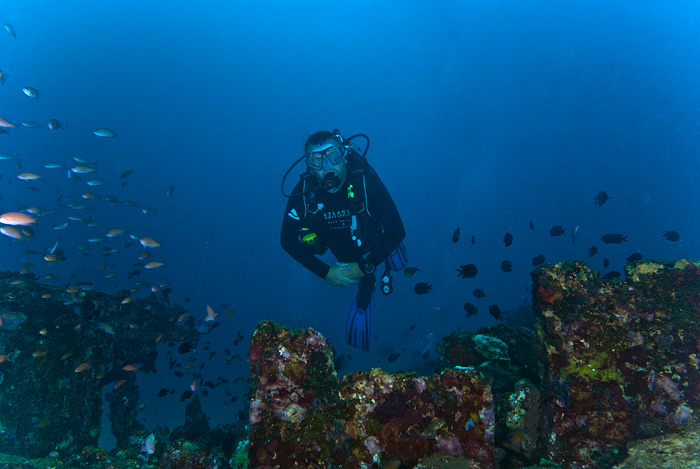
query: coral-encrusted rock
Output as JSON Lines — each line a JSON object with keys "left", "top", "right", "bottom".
{"left": 248, "top": 320, "right": 343, "bottom": 467}
{"left": 533, "top": 260, "right": 700, "bottom": 468}
{"left": 339, "top": 368, "right": 495, "bottom": 467}
{"left": 436, "top": 325, "right": 544, "bottom": 467}
{"left": 248, "top": 320, "right": 496, "bottom": 468}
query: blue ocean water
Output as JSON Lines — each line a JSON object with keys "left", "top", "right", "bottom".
{"left": 0, "top": 0, "right": 698, "bottom": 442}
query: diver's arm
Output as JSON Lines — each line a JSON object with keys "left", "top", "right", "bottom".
{"left": 363, "top": 166, "right": 406, "bottom": 267}
{"left": 280, "top": 197, "right": 331, "bottom": 279}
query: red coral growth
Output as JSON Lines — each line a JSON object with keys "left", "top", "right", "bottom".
{"left": 538, "top": 285, "right": 562, "bottom": 305}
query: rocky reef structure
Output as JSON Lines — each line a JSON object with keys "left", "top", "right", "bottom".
{"left": 248, "top": 320, "right": 496, "bottom": 468}
{"left": 533, "top": 260, "right": 700, "bottom": 468}
{"left": 436, "top": 324, "right": 545, "bottom": 468}
{"left": 3, "top": 258, "right": 700, "bottom": 468}
{"left": 0, "top": 270, "right": 198, "bottom": 458}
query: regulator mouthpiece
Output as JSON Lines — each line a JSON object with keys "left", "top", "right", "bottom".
{"left": 322, "top": 172, "right": 341, "bottom": 191}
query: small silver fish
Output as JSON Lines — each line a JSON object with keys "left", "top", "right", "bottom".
{"left": 47, "top": 240, "right": 58, "bottom": 255}
{"left": 4, "top": 23, "right": 16, "bottom": 38}
{"left": 93, "top": 128, "right": 116, "bottom": 138}
{"left": 22, "top": 86, "right": 39, "bottom": 99}
{"left": 143, "top": 432, "right": 155, "bottom": 454}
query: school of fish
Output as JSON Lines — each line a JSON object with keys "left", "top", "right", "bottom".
{"left": 0, "top": 21, "right": 249, "bottom": 427}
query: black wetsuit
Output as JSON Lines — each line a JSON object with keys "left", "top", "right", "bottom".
{"left": 281, "top": 154, "right": 405, "bottom": 306}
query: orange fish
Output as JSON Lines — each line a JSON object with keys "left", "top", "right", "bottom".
{"left": 33, "top": 350, "right": 47, "bottom": 357}
{"left": 75, "top": 362, "right": 90, "bottom": 373}
{"left": 151, "top": 285, "right": 161, "bottom": 293}
{"left": 0, "top": 227, "right": 22, "bottom": 239}
{"left": 82, "top": 192, "right": 99, "bottom": 199}
{"left": 144, "top": 261, "right": 164, "bottom": 269}
{"left": 60, "top": 352, "right": 73, "bottom": 360}
{"left": 140, "top": 237, "right": 161, "bottom": 248}
{"left": 155, "top": 334, "right": 163, "bottom": 343}
{"left": 177, "top": 313, "right": 189, "bottom": 322}
{"left": 41, "top": 293, "right": 52, "bottom": 299}
{"left": 106, "top": 228, "right": 125, "bottom": 237}
{"left": 205, "top": 305, "right": 217, "bottom": 322}
{"left": 39, "top": 328, "right": 48, "bottom": 335}
{"left": 114, "top": 379, "right": 127, "bottom": 390}
{"left": 0, "top": 212, "right": 37, "bottom": 226}
{"left": 17, "top": 172, "right": 41, "bottom": 181}
{"left": 104, "top": 272, "right": 118, "bottom": 278}
{"left": 70, "top": 165, "right": 95, "bottom": 174}
{"left": 0, "top": 354, "right": 11, "bottom": 362}
{"left": 138, "top": 251, "right": 151, "bottom": 260}
{"left": 190, "top": 380, "right": 198, "bottom": 391}
{"left": 121, "top": 297, "right": 132, "bottom": 304}
{"left": 44, "top": 254, "right": 58, "bottom": 262}
{"left": 66, "top": 286, "right": 79, "bottom": 293}
{"left": 97, "top": 263, "right": 108, "bottom": 272}
{"left": 122, "top": 365, "right": 138, "bottom": 371}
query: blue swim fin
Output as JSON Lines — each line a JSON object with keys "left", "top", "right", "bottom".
{"left": 346, "top": 296, "right": 372, "bottom": 350}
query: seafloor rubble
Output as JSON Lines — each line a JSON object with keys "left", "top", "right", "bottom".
{"left": 1, "top": 259, "right": 700, "bottom": 468}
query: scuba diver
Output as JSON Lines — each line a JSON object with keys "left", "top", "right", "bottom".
{"left": 280, "top": 129, "right": 407, "bottom": 350}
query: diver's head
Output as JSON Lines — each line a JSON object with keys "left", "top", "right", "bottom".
{"left": 305, "top": 130, "right": 347, "bottom": 193}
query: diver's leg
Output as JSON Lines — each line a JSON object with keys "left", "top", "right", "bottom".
{"left": 386, "top": 242, "right": 408, "bottom": 271}
{"left": 346, "top": 273, "right": 375, "bottom": 350}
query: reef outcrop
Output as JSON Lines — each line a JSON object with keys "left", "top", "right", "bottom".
{"left": 248, "top": 320, "right": 496, "bottom": 468}
{"left": 436, "top": 323, "right": 545, "bottom": 467}
{"left": 533, "top": 260, "right": 700, "bottom": 468}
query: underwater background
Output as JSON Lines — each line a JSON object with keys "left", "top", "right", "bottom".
{"left": 0, "top": 0, "right": 698, "bottom": 449}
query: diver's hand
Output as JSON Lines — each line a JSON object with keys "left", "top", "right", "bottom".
{"left": 339, "top": 262, "right": 364, "bottom": 281}
{"left": 325, "top": 264, "right": 357, "bottom": 287}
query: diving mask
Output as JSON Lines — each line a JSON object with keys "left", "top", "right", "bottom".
{"left": 306, "top": 145, "right": 346, "bottom": 170}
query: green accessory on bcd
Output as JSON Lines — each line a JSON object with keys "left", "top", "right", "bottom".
{"left": 301, "top": 227, "right": 317, "bottom": 245}
{"left": 347, "top": 184, "right": 354, "bottom": 199}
